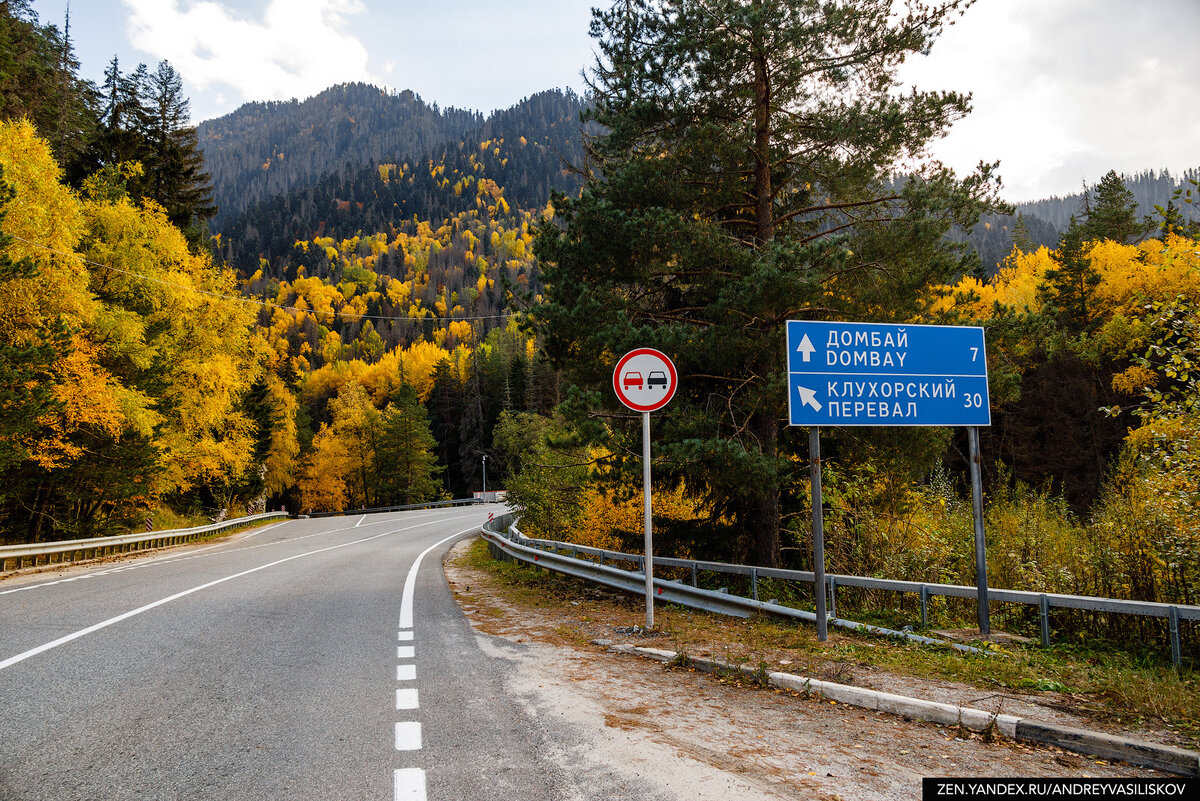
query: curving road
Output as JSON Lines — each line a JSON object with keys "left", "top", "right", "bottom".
{"left": 0, "top": 505, "right": 578, "bottom": 801}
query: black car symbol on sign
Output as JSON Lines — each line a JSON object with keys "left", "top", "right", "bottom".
{"left": 647, "top": 371, "right": 668, "bottom": 389}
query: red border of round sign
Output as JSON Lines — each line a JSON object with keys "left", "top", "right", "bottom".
{"left": 612, "top": 348, "right": 678, "bottom": 412}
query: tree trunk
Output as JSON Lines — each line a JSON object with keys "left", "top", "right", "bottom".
{"left": 752, "top": 46, "right": 773, "bottom": 246}
{"left": 29, "top": 481, "right": 52, "bottom": 543}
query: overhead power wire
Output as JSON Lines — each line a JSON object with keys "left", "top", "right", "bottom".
{"left": 5, "top": 233, "right": 518, "bottom": 325}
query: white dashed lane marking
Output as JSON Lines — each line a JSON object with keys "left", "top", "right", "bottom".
{"left": 395, "top": 721, "right": 422, "bottom": 751}
{"left": 394, "top": 768, "right": 427, "bottom": 801}
{"left": 396, "top": 689, "right": 418, "bottom": 710}
{"left": 391, "top": 522, "right": 485, "bottom": 801}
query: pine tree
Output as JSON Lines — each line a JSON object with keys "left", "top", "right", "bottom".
{"left": 1012, "top": 214, "right": 1036, "bottom": 253}
{"left": 144, "top": 60, "right": 215, "bottom": 232}
{"left": 1157, "top": 199, "right": 1186, "bottom": 239}
{"left": 1083, "top": 170, "right": 1146, "bottom": 244}
{"left": 1039, "top": 215, "right": 1100, "bottom": 334}
{"left": 378, "top": 384, "right": 444, "bottom": 504}
{"left": 533, "top": 0, "right": 1003, "bottom": 566}
{"left": 92, "top": 58, "right": 150, "bottom": 169}
{"left": 0, "top": 2, "right": 96, "bottom": 175}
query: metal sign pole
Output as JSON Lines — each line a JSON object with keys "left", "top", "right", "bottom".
{"left": 810, "top": 427, "right": 828, "bottom": 641}
{"left": 642, "top": 411, "right": 655, "bottom": 630}
{"left": 612, "top": 347, "right": 677, "bottom": 632}
{"left": 968, "top": 426, "right": 990, "bottom": 636}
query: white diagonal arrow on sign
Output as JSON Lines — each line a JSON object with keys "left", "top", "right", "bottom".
{"left": 797, "top": 385, "right": 822, "bottom": 412}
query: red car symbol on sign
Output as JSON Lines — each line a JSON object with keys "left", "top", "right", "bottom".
{"left": 623, "top": 372, "right": 643, "bottom": 390}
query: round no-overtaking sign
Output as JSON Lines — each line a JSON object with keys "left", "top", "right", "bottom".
{"left": 613, "top": 348, "right": 678, "bottom": 413}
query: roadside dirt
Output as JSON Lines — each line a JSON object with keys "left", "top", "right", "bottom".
{"left": 443, "top": 538, "right": 1174, "bottom": 801}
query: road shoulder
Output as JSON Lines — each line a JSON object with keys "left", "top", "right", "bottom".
{"left": 443, "top": 537, "right": 1171, "bottom": 801}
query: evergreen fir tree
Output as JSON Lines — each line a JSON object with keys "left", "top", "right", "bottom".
{"left": 533, "top": 0, "right": 1004, "bottom": 566}
{"left": 377, "top": 384, "right": 444, "bottom": 504}
{"left": 1039, "top": 215, "right": 1100, "bottom": 334}
{"left": 145, "top": 60, "right": 216, "bottom": 233}
{"left": 1083, "top": 169, "right": 1146, "bottom": 244}
{"left": 0, "top": 2, "right": 97, "bottom": 176}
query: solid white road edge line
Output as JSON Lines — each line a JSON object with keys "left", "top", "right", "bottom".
{"left": 398, "top": 525, "right": 479, "bottom": 631}
{"left": 0, "top": 513, "right": 481, "bottom": 672}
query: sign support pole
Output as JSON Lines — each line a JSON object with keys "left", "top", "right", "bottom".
{"left": 967, "top": 426, "right": 990, "bottom": 636}
{"left": 612, "top": 347, "right": 677, "bottom": 633}
{"left": 642, "top": 411, "right": 655, "bottom": 630}
{"left": 810, "top": 427, "right": 828, "bottom": 642}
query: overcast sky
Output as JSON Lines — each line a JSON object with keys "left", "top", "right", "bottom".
{"left": 29, "top": 0, "right": 1200, "bottom": 202}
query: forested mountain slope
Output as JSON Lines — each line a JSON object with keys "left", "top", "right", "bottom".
{"left": 197, "top": 83, "right": 483, "bottom": 228}
{"left": 216, "top": 88, "right": 588, "bottom": 277}
{"left": 968, "top": 168, "right": 1200, "bottom": 273}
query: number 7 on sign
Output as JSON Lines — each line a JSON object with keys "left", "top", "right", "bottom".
{"left": 970, "top": 347, "right": 979, "bottom": 361}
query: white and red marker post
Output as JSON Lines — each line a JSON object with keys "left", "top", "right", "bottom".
{"left": 612, "top": 348, "right": 678, "bottom": 630}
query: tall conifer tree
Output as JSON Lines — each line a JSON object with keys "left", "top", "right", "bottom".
{"left": 533, "top": 0, "right": 1004, "bottom": 566}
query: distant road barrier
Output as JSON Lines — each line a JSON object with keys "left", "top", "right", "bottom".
{"left": 481, "top": 513, "right": 1198, "bottom": 667}
{"left": 0, "top": 512, "right": 288, "bottom": 573}
{"left": 305, "top": 498, "right": 483, "bottom": 518}
{"left": 1, "top": 499, "right": 491, "bottom": 573}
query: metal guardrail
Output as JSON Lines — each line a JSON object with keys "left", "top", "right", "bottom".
{"left": 1, "top": 499, "right": 490, "bottom": 572}
{"left": 306, "top": 498, "right": 482, "bottom": 518}
{"left": 0, "top": 512, "right": 288, "bottom": 573}
{"left": 480, "top": 514, "right": 988, "bottom": 655}
{"left": 481, "top": 514, "right": 1197, "bottom": 666}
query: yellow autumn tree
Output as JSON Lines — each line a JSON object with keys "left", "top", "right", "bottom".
{"left": 262, "top": 374, "right": 301, "bottom": 496}
{"left": 80, "top": 187, "right": 264, "bottom": 492}
{"left": 298, "top": 422, "right": 350, "bottom": 513}
{"left": 0, "top": 119, "right": 126, "bottom": 471}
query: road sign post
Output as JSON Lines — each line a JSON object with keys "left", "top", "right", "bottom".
{"left": 809, "top": 427, "right": 828, "bottom": 641}
{"left": 613, "top": 348, "right": 678, "bottom": 630}
{"left": 787, "top": 321, "right": 993, "bottom": 639}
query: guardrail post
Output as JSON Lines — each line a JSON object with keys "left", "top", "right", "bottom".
{"left": 1170, "top": 606, "right": 1182, "bottom": 668}
{"left": 828, "top": 576, "right": 836, "bottom": 619}
{"left": 1040, "top": 594, "right": 1051, "bottom": 647}
{"left": 751, "top": 568, "right": 759, "bottom": 602}
{"left": 919, "top": 584, "right": 928, "bottom": 629}
{"left": 691, "top": 562, "right": 698, "bottom": 587}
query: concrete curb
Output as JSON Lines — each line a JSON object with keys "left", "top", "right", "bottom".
{"left": 597, "top": 641, "right": 1200, "bottom": 777}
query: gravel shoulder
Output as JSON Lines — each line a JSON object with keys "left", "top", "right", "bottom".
{"left": 443, "top": 537, "right": 1174, "bottom": 800}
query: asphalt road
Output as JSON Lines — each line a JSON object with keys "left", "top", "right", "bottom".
{"left": 0, "top": 505, "right": 579, "bottom": 801}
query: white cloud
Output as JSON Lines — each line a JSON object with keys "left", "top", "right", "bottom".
{"left": 899, "top": 0, "right": 1200, "bottom": 201}
{"left": 122, "top": 0, "right": 379, "bottom": 106}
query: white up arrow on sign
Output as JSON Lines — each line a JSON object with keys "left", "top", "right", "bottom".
{"left": 796, "top": 333, "right": 816, "bottom": 363}
{"left": 797, "top": 385, "right": 822, "bottom": 412}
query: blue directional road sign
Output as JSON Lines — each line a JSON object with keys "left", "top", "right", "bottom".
{"left": 787, "top": 321, "right": 990, "bottom": 427}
